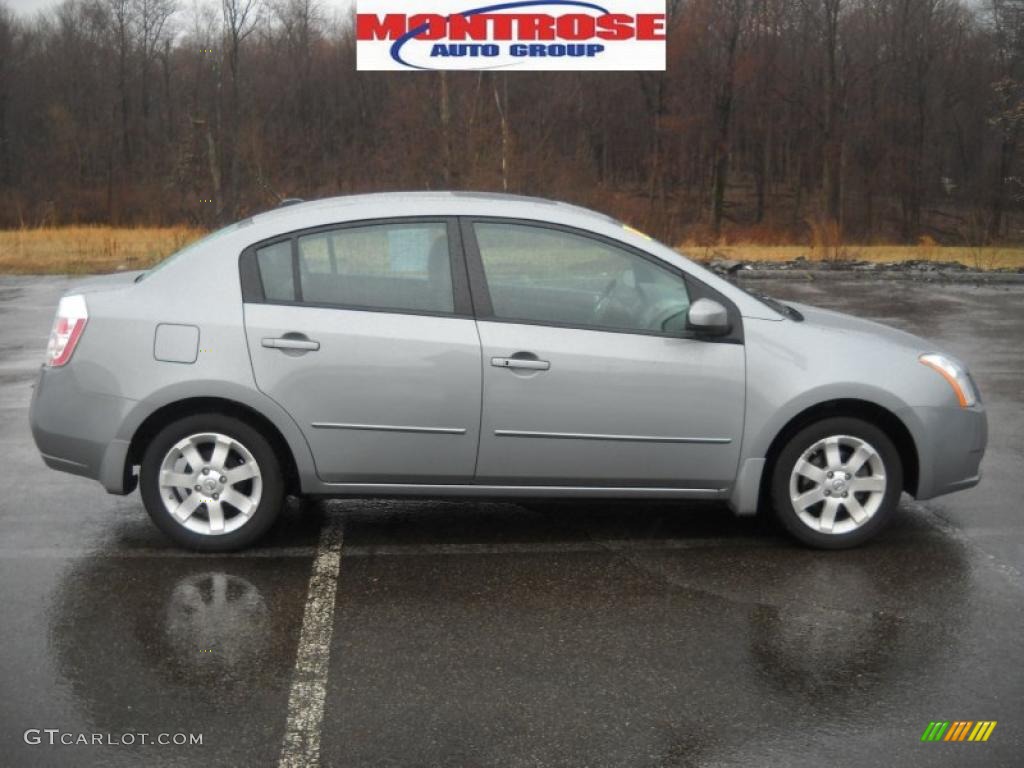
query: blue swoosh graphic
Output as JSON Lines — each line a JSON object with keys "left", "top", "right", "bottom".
{"left": 389, "top": 0, "right": 611, "bottom": 70}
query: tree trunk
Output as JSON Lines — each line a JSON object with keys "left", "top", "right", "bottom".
{"left": 204, "top": 122, "right": 221, "bottom": 228}
{"left": 754, "top": 131, "right": 768, "bottom": 223}
{"left": 118, "top": 23, "right": 131, "bottom": 169}
{"left": 439, "top": 71, "right": 455, "bottom": 186}
{"left": 989, "top": 134, "right": 1016, "bottom": 241}
{"left": 711, "top": 53, "right": 737, "bottom": 235}
{"left": 821, "top": 0, "right": 843, "bottom": 230}
{"left": 228, "top": 41, "right": 240, "bottom": 220}
{"left": 493, "top": 74, "right": 510, "bottom": 191}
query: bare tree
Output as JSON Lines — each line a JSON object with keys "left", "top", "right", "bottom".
{"left": 133, "top": 0, "right": 176, "bottom": 153}
{"left": 492, "top": 73, "right": 510, "bottom": 191}
{"left": 820, "top": 0, "right": 845, "bottom": 229}
{"left": 109, "top": 0, "right": 133, "bottom": 168}
{"left": 439, "top": 71, "right": 455, "bottom": 186}
{"left": 706, "top": 0, "right": 754, "bottom": 235}
{"left": 0, "top": 0, "right": 1019, "bottom": 245}
{"left": 221, "top": 0, "right": 260, "bottom": 219}
{"left": 987, "top": 0, "right": 1024, "bottom": 238}
{"left": 0, "top": 4, "right": 17, "bottom": 188}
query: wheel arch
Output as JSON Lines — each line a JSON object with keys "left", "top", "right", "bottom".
{"left": 126, "top": 396, "right": 306, "bottom": 495}
{"left": 757, "top": 398, "right": 920, "bottom": 512}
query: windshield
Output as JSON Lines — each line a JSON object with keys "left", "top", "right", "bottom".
{"left": 136, "top": 219, "right": 251, "bottom": 281}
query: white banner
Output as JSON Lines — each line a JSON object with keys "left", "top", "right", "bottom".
{"left": 356, "top": 0, "right": 666, "bottom": 71}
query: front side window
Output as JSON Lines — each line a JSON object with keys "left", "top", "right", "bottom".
{"left": 474, "top": 222, "right": 690, "bottom": 333}
{"left": 296, "top": 222, "right": 453, "bottom": 313}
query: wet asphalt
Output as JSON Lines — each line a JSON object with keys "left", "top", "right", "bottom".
{"left": 0, "top": 275, "right": 1022, "bottom": 767}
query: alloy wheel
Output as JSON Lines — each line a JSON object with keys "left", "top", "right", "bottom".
{"left": 158, "top": 432, "right": 263, "bottom": 536}
{"left": 788, "top": 434, "right": 887, "bottom": 535}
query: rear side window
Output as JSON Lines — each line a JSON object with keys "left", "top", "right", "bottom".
{"left": 296, "top": 222, "right": 453, "bottom": 313}
{"left": 256, "top": 241, "right": 294, "bottom": 301}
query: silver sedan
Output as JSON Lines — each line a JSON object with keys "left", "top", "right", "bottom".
{"left": 30, "top": 192, "right": 987, "bottom": 550}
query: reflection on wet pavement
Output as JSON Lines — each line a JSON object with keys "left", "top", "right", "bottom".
{"left": 321, "top": 500, "right": 1022, "bottom": 768}
{"left": 0, "top": 275, "right": 1021, "bottom": 766}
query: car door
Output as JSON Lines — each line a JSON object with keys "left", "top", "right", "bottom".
{"left": 242, "top": 218, "right": 482, "bottom": 483}
{"left": 464, "top": 219, "right": 745, "bottom": 489}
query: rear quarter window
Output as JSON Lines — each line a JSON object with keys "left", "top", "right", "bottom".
{"left": 256, "top": 241, "right": 294, "bottom": 301}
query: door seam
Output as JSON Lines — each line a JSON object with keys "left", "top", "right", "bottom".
{"left": 471, "top": 318, "right": 485, "bottom": 480}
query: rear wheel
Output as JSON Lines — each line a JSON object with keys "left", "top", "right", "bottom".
{"left": 140, "top": 413, "right": 284, "bottom": 551}
{"left": 771, "top": 417, "right": 902, "bottom": 549}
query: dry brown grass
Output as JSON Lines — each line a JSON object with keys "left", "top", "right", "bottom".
{"left": 0, "top": 226, "right": 1021, "bottom": 274}
{"left": 679, "top": 242, "right": 1024, "bottom": 270}
{"left": 0, "top": 226, "right": 207, "bottom": 274}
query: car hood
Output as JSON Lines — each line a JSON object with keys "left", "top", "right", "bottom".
{"left": 785, "top": 300, "right": 933, "bottom": 354}
{"left": 64, "top": 270, "right": 145, "bottom": 296}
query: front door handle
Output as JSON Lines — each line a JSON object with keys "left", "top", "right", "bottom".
{"left": 262, "top": 336, "right": 320, "bottom": 351}
{"left": 491, "top": 356, "right": 550, "bottom": 371}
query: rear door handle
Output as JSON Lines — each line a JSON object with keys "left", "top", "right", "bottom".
{"left": 491, "top": 356, "right": 550, "bottom": 371}
{"left": 262, "top": 336, "right": 320, "bottom": 351}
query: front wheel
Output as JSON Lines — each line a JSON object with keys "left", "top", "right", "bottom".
{"left": 771, "top": 417, "right": 903, "bottom": 549}
{"left": 140, "top": 414, "right": 285, "bottom": 551}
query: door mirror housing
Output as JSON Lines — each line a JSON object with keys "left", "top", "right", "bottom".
{"left": 686, "top": 298, "right": 731, "bottom": 337}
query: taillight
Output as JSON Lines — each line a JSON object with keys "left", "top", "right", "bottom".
{"left": 46, "top": 294, "right": 88, "bottom": 367}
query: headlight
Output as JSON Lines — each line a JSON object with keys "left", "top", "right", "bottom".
{"left": 919, "top": 353, "right": 977, "bottom": 408}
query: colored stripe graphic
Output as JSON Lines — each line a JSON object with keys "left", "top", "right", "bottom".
{"left": 968, "top": 721, "right": 997, "bottom": 742}
{"left": 921, "top": 721, "right": 996, "bottom": 742}
{"left": 944, "top": 721, "right": 971, "bottom": 741}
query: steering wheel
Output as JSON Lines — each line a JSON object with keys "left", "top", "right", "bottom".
{"left": 593, "top": 272, "right": 625, "bottom": 318}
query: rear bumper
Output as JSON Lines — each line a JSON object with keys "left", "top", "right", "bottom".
{"left": 901, "top": 404, "right": 987, "bottom": 500}
{"left": 29, "top": 365, "right": 137, "bottom": 494}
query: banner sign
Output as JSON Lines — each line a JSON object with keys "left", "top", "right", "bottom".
{"left": 356, "top": 0, "right": 666, "bottom": 71}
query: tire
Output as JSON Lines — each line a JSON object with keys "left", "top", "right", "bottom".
{"left": 140, "top": 413, "right": 285, "bottom": 551}
{"left": 770, "top": 416, "right": 903, "bottom": 549}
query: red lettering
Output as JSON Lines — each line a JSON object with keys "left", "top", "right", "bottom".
{"left": 409, "top": 14, "right": 448, "bottom": 40}
{"left": 355, "top": 13, "right": 407, "bottom": 41}
{"left": 596, "top": 14, "right": 635, "bottom": 41}
{"left": 635, "top": 14, "right": 666, "bottom": 41}
{"left": 517, "top": 14, "right": 556, "bottom": 40}
{"left": 356, "top": 12, "right": 664, "bottom": 43}
{"left": 490, "top": 15, "right": 514, "bottom": 39}
{"left": 447, "top": 13, "right": 491, "bottom": 41}
{"left": 556, "top": 14, "right": 594, "bottom": 40}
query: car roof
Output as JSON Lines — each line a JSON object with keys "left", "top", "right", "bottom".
{"left": 247, "top": 191, "right": 620, "bottom": 231}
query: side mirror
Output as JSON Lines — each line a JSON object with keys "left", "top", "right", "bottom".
{"left": 686, "top": 298, "right": 731, "bottom": 336}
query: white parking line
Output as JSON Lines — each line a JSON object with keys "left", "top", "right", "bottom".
{"left": 279, "top": 515, "right": 345, "bottom": 768}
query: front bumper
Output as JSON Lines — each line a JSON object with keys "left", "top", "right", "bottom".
{"left": 29, "top": 365, "right": 137, "bottom": 494}
{"left": 902, "top": 404, "right": 987, "bottom": 500}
